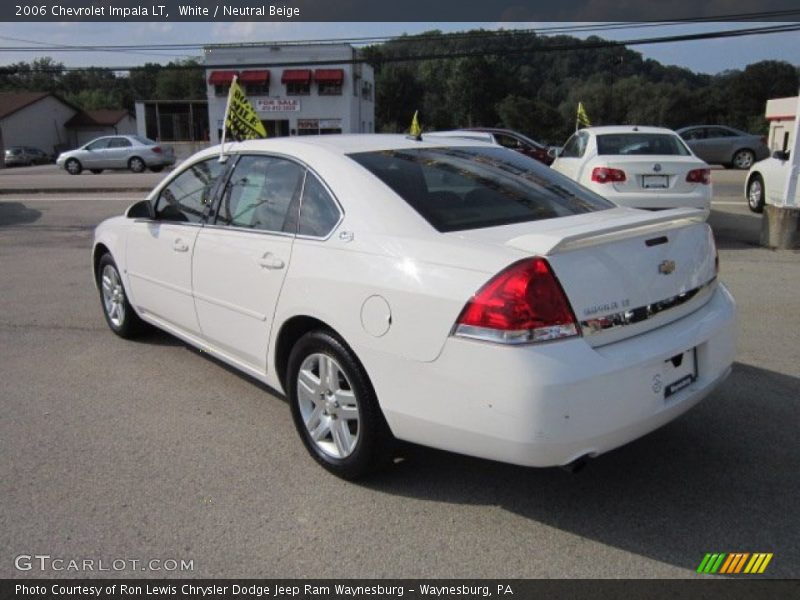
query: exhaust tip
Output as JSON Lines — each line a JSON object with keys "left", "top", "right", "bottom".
{"left": 561, "top": 454, "right": 591, "bottom": 474}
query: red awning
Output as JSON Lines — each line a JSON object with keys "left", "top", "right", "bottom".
{"left": 314, "top": 69, "right": 345, "bottom": 83}
{"left": 281, "top": 69, "right": 312, "bottom": 83}
{"left": 208, "top": 70, "right": 238, "bottom": 85}
{"left": 239, "top": 70, "right": 270, "bottom": 84}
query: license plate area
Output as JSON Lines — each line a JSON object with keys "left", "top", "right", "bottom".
{"left": 663, "top": 348, "right": 697, "bottom": 399}
{"left": 642, "top": 174, "right": 669, "bottom": 189}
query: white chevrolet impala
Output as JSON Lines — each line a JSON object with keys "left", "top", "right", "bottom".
{"left": 93, "top": 135, "right": 736, "bottom": 479}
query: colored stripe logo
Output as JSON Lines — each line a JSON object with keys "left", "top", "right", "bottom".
{"left": 697, "top": 553, "right": 773, "bottom": 574}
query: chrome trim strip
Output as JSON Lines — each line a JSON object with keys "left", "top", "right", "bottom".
{"left": 580, "top": 277, "right": 716, "bottom": 336}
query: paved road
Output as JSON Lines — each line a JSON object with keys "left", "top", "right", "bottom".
{"left": 0, "top": 164, "right": 172, "bottom": 193}
{"left": 1, "top": 175, "right": 798, "bottom": 579}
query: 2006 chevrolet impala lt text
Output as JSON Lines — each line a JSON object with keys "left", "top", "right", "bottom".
{"left": 92, "top": 135, "right": 736, "bottom": 479}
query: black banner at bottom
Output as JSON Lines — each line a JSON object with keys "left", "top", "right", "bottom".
{"left": 2, "top": 579, "right": 798, "bottom": 600}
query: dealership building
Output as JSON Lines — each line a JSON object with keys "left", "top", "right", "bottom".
{"left": 204, "top": 43, "right": 375, "bottom": 143}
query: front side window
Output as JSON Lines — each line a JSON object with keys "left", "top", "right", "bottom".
{"left": 298, "top": 173, "right": 341, "bottom": 237}
{"left": 349, "top": 146, "right": 613, "bottom": 232}
{"left": 596, "top": 134, "right": 691, "bottom": 156}
{"left": 680, "top": 128, "right": 705, "bottom": 141}
{"left": 216, "top": 155, "right": 304, "bottom": 233}
{"left": 86, "top": 138, "right": 111, "bottom": 151}
{"left": 155, "top": 157, "right": 225, "bottom": 223}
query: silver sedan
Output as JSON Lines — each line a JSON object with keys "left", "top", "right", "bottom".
{"left": 56, "top": 135, "right": 175, "bottom": 175}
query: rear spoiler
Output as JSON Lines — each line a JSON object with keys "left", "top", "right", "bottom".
{"left": 507, "top": 208, "right": 708, "bottom": 255}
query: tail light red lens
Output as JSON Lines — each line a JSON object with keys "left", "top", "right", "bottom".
{"left": 591, "top": 167, "right": 626, "bottom": 183}
{"left": 151, "top": 146, "right": 162, "bottom": 154}
{"left": 454, "top": 257, "right": 579, "bottom": 344}
{"left": 686, "top": 168, "right": 710, "bottom": 184}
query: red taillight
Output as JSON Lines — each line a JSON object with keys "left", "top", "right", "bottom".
{"left": 454, "top": 257, "right": 579, "bottom": 344}
{"left": 591, "top": 167, "right": 626, "bottom": 184}
{"left": 686, "top": 168, "right": 710, "bottom": 185}
{"left": 151, "top": 146, "right": 162, "bottom": 154}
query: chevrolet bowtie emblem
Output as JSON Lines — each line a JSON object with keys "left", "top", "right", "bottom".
{"left": 658, "top": 260, "right": 676, "bottom": 275}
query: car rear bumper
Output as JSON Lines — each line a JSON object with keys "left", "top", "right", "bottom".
{"left": 370, "top": 283, "right": 735, "bottom": 467}
{"left": 590, "top": 186, "right": 712, "bottom": 212}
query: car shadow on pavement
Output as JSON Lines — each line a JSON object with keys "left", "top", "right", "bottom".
{"left": 365, "top": 361, "right": 799, "bottom": 577}
{"left": 709, "top": 209, "right": 763, "bottom": 250}
{"left": 0, "top": 202, "right": 42, "bottom": 227}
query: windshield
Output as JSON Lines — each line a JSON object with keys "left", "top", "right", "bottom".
{"left": 597, "top": 133, "right": 691, "bottom": 156}
{"left": 349, "top": 146, "right": 614, "bottom": 232}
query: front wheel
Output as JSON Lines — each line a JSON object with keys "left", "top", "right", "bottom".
{"left": 287, "top": 330, "right": 393, "bottom": 479}
{"left": 732, "top": 149, "right": 755, "bottom": 170}
{"left": 65, "top": 158, "right": 82, "bottom": 175}
{"left": 747, "top": 174, "right": 765, "bottom": 213}
{"left": 128, "top": 156, "right": 146, "bottom": 173}
{"left": 97, "top": 254, "right": 146, "bottom": 338}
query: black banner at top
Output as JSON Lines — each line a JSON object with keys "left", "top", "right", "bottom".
{"left": 3, "top": 0, "right": 800, "bottom": 22}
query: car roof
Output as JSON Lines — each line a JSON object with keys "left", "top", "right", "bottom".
{"left": 192, "top": 134, "right": 496, "bottom": 161}
{"left": 581, "top": 126, "right": 678, "bottom": 135}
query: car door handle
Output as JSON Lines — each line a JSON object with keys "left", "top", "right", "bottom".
{"left": 173, "top": 239, "right": 189, "bottom": 253}
{"left": 257, "top": 253, "right": 285, "bottom": 270}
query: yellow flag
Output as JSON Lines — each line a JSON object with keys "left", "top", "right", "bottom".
{"left": 224, "top": 77, "right": 267, "bottom": 140}
{"left": 409, "top": 110, "right": 422, "bottom": 137}
{"left": 576, "top": 102, "right": 591, "bottom": 128}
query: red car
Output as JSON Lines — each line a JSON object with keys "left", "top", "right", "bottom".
{"left": 464, "top": 128, "right": 554, "bottom": 165}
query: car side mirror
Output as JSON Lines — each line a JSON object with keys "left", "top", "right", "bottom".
{"left": 547, "top": 147, "right": 560, "bottom": 159}
{"left": 772, "top": 150, "right": 790, "bottom": 161}
{"left": 126, "top": 199, "right": 154, "bottom": 219}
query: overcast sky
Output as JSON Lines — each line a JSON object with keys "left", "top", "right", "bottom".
{"left": 0, "top": 21, "right": 797, "bottom": 74}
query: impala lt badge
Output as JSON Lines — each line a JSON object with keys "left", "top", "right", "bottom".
{"left": 659, "top": 260, "right": 676, "bottom": 275}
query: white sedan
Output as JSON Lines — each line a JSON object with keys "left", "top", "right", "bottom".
{"left": 744, "top": 149, "right": 800, "bottom": 212}
{"left": 93, "top": 135, "right": 736, "bottom": 479}
{"left": 551, "top": 126, "right": 713, "bottom": 213}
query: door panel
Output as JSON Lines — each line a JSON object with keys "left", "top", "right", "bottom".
{"left": 125, "top": 222, "right": 201, "bottom": 334}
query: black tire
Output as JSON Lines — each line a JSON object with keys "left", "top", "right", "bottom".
{"left": 287, "top": 330, "right": 394, "bottom": 480}
{"left": 65, "top": 158, "right": 82, "bottom": 175}
{"left": 149, "top": 166, "right": 164, "bottom": 173}
{"left": 128, "top": 156, "right": 146, "bottom": 173}
{"left": 96, "top": 253, "right": 146, "bottom": 338}
{"left": 90, "top": 169, "right": 103, "bottom": 174}
{"left": 747, "top": 174, "right": 765, "bottom": 214}
{"left": 732, "top": 149, "right": 755, "bottom": 170}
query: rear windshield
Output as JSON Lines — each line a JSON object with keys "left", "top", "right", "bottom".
{"left": 597, "top": 133, "right": 690, "bottom": 156}
{"left": 131, "top": 135, "right": 156, "bottom": 146}
{"left": 348, "top": 146, "right": 614, "bottom": 232}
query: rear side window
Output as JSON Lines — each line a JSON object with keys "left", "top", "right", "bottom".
{"left": 217, "top": 155, "right": 304, "bottom": 233}
{"left": 156, "top": 157, "right": 225, "bottom": 223}
{"left": 349, "top": 146, "right": 613, "bottom": 232}
{"left": 597, "top": 134, "right": 690, "bottom": 156}
{"left": 109, "top": 138, "right": 132, "bottom": 148}
{"left": 560, "top": 132, "right": 588, "bottom": 158}
{"left": 298, "top": 173, "right": 341, "bottom": 237}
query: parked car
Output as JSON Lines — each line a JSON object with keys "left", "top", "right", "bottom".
{"left": 56, "top": 135, "right": 175, "bottom": 175}
{"left": 744, "top": 149, "right": 799, "bottom": 213}
{"left": 4, "top": 146, "right": 52, "bottom": 166}
{"left": 551, "top": 126, "right": 713, "bottom": 214}
{"left": 676, "top": 125, "right": 769, "bottom": 170}
{"left": 424, "top": 128, "right": 554, "bottom": 165}
{"left": 93, "top": 135, "right": 735, "bottom": 479}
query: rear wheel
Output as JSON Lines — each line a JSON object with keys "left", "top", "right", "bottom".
{"left": 128, "top": 156, "right": 146, "bottom": 173}
{"left": 733, "top": 149, "right": 755, "bottom": 170}
{"left": 65, "top": 158, "right": 82, "bottom": 175}
{"left": 747, "top": 174, "right": 765, "bottom": 213}
{"left": 97, "top": 254, "right": 146, "bottom": 338}
{"left": 287, "top": 330, "right": 393, "bottom": 479}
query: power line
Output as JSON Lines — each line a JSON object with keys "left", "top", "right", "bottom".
{"left": 0, "top": 22, "right": 798, "bottom": 73}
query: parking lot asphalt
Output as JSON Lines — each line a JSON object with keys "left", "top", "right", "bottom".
{"left": 1, "top": 169, "right": 798, "bottom": 579}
